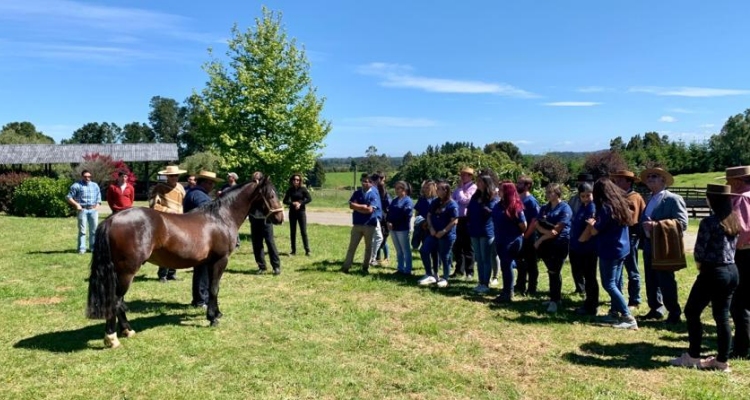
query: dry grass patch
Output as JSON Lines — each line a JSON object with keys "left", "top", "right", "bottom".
{"left": 13, "top": 296, "right": 63, "bottom": 305}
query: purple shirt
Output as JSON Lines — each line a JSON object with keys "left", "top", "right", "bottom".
{"left": 733, "top": 188, "right": 750, "bottom": 249}
{"left": 452, "top": 181, "right": 477, "bottom": 217}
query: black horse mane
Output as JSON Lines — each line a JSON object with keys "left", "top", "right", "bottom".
{"left": 194, "top": 177, "right": 275, "bottom": 217}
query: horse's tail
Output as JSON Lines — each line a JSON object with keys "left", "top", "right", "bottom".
{"left": 86, "top": 220, "right": 117, "bottom": 319}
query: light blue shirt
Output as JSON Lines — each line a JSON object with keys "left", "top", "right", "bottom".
{"left": 66, "top": 180, "right": 101, "bottom": 207}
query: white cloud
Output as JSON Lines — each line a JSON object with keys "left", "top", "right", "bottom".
{"left": 630, "top": 86, "right": 750, "bottom": 97}
{"left": 357, "top": 62, "right": 537, "bottom": 97}
{"left": 542, "top": 101, "right": 601, "bottom": 107}
{"left": 659, "top": 115, "right": 677, "bottom": 123}
{"left": 341, "top": 116, "right": 438, "bottom": 128}
{"left": 576, "top": 86, "right": 608, "bottom": 93}
{"left": 667, "top": 107, "right": 694, "bottom": 114}
{"left": 513, "top": 140, "right": 533, "bottom": 145}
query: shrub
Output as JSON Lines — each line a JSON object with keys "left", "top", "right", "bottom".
{"left": 10, "top": 177, "right": 74, "bottom": 218}
{"left": 0, "top": 172, "right": 31, "bottom": 212}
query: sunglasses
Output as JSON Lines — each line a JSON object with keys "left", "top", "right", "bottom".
{"left": 83, "top": 175, "right": 92, "bottom": 178}
{"left": 647, "top": 174, "right": 661, "bottom": 179}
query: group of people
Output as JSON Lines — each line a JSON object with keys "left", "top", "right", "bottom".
{"left": 340, "top": 165, "right": 750, "bottom": 372}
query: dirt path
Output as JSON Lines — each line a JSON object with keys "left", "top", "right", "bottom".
{"left": 99, "top": 205, "right": 698, "bottom": 253}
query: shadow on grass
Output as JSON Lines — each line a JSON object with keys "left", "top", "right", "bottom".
{"left": 14, "top": 313, "right": 186, "bottom": 353}
{"left": 562, "top": 341, "right": 680, "bottom": 370}
{"left": 28, "top": 249, "right": 81, "bottom": 255}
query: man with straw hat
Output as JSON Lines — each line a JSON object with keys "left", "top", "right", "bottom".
{"left": 150, "top": 165, "right": 187, "bottom": 282}
{"left": 725, "top": 165, "right": 750, "bottom": 359}
{"left": 183, "top": 170, "right": 223, "bottom": 308}
{"left": 610, "top": 170, "right": 646, "bottom": 309}
{"left": 639, "top": 167, "right": 688, "bottom": 324}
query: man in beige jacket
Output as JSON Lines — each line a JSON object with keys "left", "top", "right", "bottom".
{"left": 149, "top": 165, "right": 187, "bottom": 282}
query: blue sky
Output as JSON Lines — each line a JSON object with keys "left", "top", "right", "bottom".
{"left": 1, "top": 1, "right": 749, "bottom": 158}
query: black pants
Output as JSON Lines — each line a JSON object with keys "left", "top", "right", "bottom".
{"left": 570, "top": 249, "right": 587, "bottom": 294}
{"left": 731, "top": 249, "right": 750, "bottom": 357}
{"left": 570, "top": 249, "right": 599, "bottom": 312}
{"left": 192, "top": 264, "right": 209, "bottom": 306}
{"left": 541, "top": 238, "right": 569, "bottom": 302}
{"left": 289, "top": 210, "right": 310, "bottom": 254}
{"left": 157, "top": 267, "right": 176, "bottom": 279}
{"left": 251, "top": 218, "right": 280, "bottom": 271}
{"left": 452, "top": 217, "right": 474, "bottom": 276}
{"left": 685, "top": 263, "right": 739, "bottom": 362}
{"left": 515, "top": 237, "right": 539, "bottom": 294}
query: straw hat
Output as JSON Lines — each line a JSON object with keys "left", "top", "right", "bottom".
{"left": 158, "top": 165, "right": 187, "bottom": 175}
{"left": 639, "top": 167, "right": 674, "bottom": 187}
{"left": 196, "top": 170, "right": 223, "bottom": 182}
{"left": 702, "top": 184, "right": 738, "bottom": 196}
{"left": 609, "top": 170, "right": 639, "bottom": 182}
{"left": 460, "top": 166, "right": 475, "bottom": 175}
{"left": 724, "top": 166, "right": 750, "bottom": 181}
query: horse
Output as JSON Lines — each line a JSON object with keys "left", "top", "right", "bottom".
{"left": 86, "top": 176, "right": 284, "bottom": 348}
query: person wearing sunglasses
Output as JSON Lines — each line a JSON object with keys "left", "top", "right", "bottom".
{"left": 66, "top": 170, "right": 101, "bottom": 254}
{"left": 283, "top": 174, "right": 312, "bottom": 256}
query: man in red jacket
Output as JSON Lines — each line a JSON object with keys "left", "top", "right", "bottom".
{"left": 106, "top": 170, "right": 135, "bottom": 214}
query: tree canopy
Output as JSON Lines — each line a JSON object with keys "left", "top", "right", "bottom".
{"left": 193, "top": 7, "right": 330, "bottom": 183}
{"left": 0, "top": 122, "right": 54, "bottom": 144}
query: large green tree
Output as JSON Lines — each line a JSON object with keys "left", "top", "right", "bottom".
{"left": 62, "top": 122, "right": 119, "bottom": 144}
{"left": 710, "top": 109, "right": 750, "bottom": 168}
{"left": 195, "top": 8, "right": 330, "bottom": 182}
{"left": 0, "top": 122, "right": 54, "bottom": 144}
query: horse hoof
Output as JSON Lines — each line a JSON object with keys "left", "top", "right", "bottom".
{"left": 104, "top": 333, "right": 121, "bottom": 348}
{"left": 209, "top": 319, "right": 220, "bottom": 327}
{"left": 121, "top": 329, "right": 136, "bottom": 338}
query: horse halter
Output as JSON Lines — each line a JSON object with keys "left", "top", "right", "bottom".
{"left": 262, "top": 194, "right": 284, "bottom": 219}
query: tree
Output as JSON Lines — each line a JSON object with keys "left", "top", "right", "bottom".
{"left": 360, "top": 145, "right": 390, "bottom": 174}
{"left": 305, "top": 159, "right": 326, "bottom": 188}
{"left": 710, "top": 109, "right": 750, "bottom": 168}
{"left": 194, "top": 7, "right": 330, "bottom": 183}
{"left": 119, "top": 122, "right": 155, "bottom": 144}
{"left": 180, "top": 151, "right": 222, "bottom": 176}
{"left": 483, "top": 141, "right": 523, "bottom": 164}
{"left": 582, "top": 150, "right": 627, "bottom": 179}
{"left": 531, "top": 155, "right": 569, "bottom": 187}
{"left": 149, "top": 96, "right": 185, "bottom": 144}
{"left": 609, "top": 136, "right": 625, "bottom": 152}
{"left": 62, "top": 122, "right": 119, "bottom": 144}
{"left": 0, "top": 122, "right": 54, "bottom": 144}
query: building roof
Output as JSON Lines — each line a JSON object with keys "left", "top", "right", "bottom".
{"left": 0, "top": 144, "right": 179, "bottom": 164}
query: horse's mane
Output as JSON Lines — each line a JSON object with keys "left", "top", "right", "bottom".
{"left": 193, "top": 178, "right": 276, "bottom": 217}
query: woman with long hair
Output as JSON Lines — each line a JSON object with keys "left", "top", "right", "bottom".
{"left": 535, "top": 183, "right": 572, "bottom": 313}
{"left": 491, "top": 180, "right": 527, "bottom": 302}
{"left": 670, "top": 184, "right": 740, "bottom": 372}
{"left": 467, "top": 174, "right": 499, "bottom": 294}
{"left": 387, "top": 181, "right": 414, "bottom": 275}
{"left": 418, "top": 181, "right": 458, "bottom": 288}
{"left": 413, "top": 180, "right": 438, "bottom": 267}
{"left": 588, "top": 178, "right": 637, "bottom": 329}
{"left": 283, "top": 173, "right": 312, "bottom": 256}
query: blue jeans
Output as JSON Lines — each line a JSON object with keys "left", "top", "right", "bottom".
{"left": 599, "top": 256, "right": 630, "bottom": 316}
{"left": 617, "top": 235, "right": 642, "bottom": 305}
{"left": 390, "top": 230, "right": 412, "bottom": 274}
{"left": 77, "top": 209, "right": 98, "bottom": 252}
{"left": 421, "top": 234, "right": 456, "bottom": 280}
{"left": 471, "top": 236, "right": 495, "bottom": 286}
{"left": 496, "top": 237, "right": 523, "bottom": 296}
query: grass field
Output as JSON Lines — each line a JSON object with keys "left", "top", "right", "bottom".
{"left": 672, "top": 172, "right": 725, "bottom": 188}
{"left": 322, "top": 171, "right": 358, "bottom": 189}
{"left": 1, "top": 214, "right": 747, "bottom": 399}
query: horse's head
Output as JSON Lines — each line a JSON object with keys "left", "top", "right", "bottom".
{"left": 252, "top": 176, "right": 284, "bottom": 225}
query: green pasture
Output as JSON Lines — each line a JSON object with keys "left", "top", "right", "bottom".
{"left": 672, "top": 171, "right": 725, "bottom": 188}
{"left": 0, "top": 213, "right": 746, "bottom": 399}
{"left": 321, "top": 171, "right": 358, "bottom": 190}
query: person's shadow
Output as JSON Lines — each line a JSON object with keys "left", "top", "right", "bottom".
{"left": 563, "top": 340, "right": 681, "bottom": 370}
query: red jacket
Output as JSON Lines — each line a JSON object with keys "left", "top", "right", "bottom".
{"left": 107, "top": 183, "right": 135, "bottom": 212}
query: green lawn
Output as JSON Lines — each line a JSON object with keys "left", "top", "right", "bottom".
{"left": 322, "top": 171, "right": 358, "bottom": 189}
{"left": 672, "top": 171, "right": 725, "bottom": 188}
{"left": 1, "top": 215, "right": 746, "bottom": 399}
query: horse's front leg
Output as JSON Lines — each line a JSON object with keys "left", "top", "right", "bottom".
{"left": 207, "top": 257, "right": 229, "bottom": 326}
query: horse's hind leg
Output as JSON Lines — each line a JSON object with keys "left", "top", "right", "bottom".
{"left": 104, "top": 315, "right": 121, "bottom": 348}
{"left": 207, "top": 257, "right": 229, "bottom": 327}
{"left": 116, "top": 271, "right": 137, "bottom": 338}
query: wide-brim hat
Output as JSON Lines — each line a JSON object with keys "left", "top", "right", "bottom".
{"left": 700, "top": 183, "right": 738, "bottom": 196}
{"left": 196, "top": 170, "right": 223, "bottom": 182}
{"left": 460, "top": 167, "right": 475, "bottom": 175}
{"left": 639, "top": 167, "right": 674, "bottom": 187}
{"left": 719, "top": 166, "right": 750, "bottom": 181}
{"left": 158, "top": 165, "right": 187, "bottom": 175}
{"left": 609, "top": 170, "right": 639, "bottom": 182}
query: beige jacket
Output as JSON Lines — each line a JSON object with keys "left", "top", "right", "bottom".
{"left": 149, "top": 183, "right": 185, "bottom": 214}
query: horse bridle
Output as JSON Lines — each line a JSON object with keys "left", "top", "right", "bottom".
{"left": 262, "top": 194, "right": 284, "bottom": 219}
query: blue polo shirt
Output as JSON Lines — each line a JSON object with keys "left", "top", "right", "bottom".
{"left": 429, "top": 199, "right": 458, "bottom": 239}
{"left": 521, "top": 194, "right": 540, "bottom": 222}
{"left": 539, "top": 201, "right": 572, "bottom": 240}
{"left": 414, "top": 196, "right": 434, "bottom": 218}
{"left": 594, "top": 203, "right": 630, "bottom": 260}
{"left": 386, "top": 196, "right": 414, "bottom": 232}
{"left": 467, "top": 195, "right": 499, "bottom": 238}
{"left": 492, "top": 202, "right": 527, "bottom": 244}
{"left": 570, "top": 201, "right": 596, "bottom": 253}
{"left": 183, "top": 186, "right": 212, "bottom": 213}
{"left": 350, "top": 187, "right": 381, "bottom": 226}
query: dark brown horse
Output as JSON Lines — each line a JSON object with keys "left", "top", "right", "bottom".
{"left": 86, "top": 176, "right": 284, "bottom": 348}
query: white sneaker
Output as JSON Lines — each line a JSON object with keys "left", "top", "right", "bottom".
{"left": 473, "top": 284, "right": 489, "bottom": 294}
{"left": 436, "top": 279, "right": 448, "bottom": 288}
{"left": 418, "top": 275, "right": 437, "bottom": 286}
{"left": 669, "top": 352, "right": 701, "bottom": 368}
{"left": 612, "top": 315, "right": 638, "bottom": 330}
{"left": 490, "top": 278, "right": 499, "bottom": 287}
{"left": 546, "top": 301, "right": 558, "bottom": 313}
